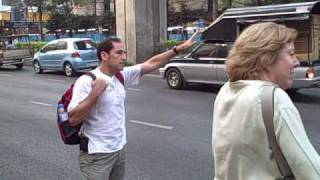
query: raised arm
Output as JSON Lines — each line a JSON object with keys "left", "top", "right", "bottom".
{"left": 140, "top": 30, "right": 199, "bottom": 76}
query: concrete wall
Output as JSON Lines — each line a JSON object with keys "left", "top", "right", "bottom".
{"left": 116, "top": 0, "right": 167, "bottom": 64}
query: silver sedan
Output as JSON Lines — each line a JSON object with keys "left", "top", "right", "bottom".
{"left": 160, "top": 40, "right": 320, "bottom": 91}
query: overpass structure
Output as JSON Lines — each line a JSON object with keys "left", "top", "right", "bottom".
{"left": 116, "top": 0, "right": 167, "bottom": 64}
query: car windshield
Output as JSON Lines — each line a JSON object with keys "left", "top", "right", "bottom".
{"left": 74, "top": 40, "right": 97, "bottom": 50}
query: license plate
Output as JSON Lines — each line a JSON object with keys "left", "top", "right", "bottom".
{"left": 88, "top": 62, "right": 98, "bottom": 67}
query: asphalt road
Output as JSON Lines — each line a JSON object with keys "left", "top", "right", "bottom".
{"left": 0, "top": 65, "right": 320, "bottom": 180}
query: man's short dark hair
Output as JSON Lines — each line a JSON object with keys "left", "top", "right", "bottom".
{"left": 97, "top": 36, "right": 122, "bottom": 61}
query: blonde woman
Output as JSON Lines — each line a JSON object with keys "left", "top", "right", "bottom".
{"left": 212, "top": 22, "right": 320, "bottom": 180}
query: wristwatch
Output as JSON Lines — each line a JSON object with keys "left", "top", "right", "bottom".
{"left": 172, "top": 46, "right": 179, "bottom": 55}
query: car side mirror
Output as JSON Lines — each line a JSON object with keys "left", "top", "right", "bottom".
{"left": 40, "top": 49, "right": 45, "bottom": 53}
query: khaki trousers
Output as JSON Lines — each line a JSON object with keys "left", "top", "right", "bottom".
{"left": 79, "top": 146, "right": 126, "bottom": 180}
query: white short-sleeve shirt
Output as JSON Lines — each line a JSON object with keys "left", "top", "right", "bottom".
{"left": 68, "top": 64, "right": 141, "bottom": 153}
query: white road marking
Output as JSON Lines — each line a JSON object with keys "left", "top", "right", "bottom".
{"left": 47, "top": 79, "right": 65, "bottom": 82}
{"left": 128, "top": 88, "right": 141, "bottom": 91}
{"left": 0, "top": 74, "right": 12, "bottom": 77}
{"left": 30, "top": 101, "right": 53, "bottom": 107}
{"left": 129, "top": 120, "right": 174, "bottom": 130}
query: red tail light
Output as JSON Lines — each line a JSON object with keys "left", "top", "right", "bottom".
{"left": 71, "top": 52, "right": 80, "bottom": 58}
{"left": 306, "top": 67, "right": 315, "bottom": 79}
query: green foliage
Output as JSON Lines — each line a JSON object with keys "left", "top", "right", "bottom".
{"left": 157, "top": 40, "right": 195, "bottom": 55}
{"left": 72, "top": 15, "right": 96, "bottom": 30}
{"left": 16, "top": 42, "right": 47, "bottom": 55}
{"left": 167, "top": 1, "right": 200, "bottom": 27}
{"left": 45, "top": 0, "right": 116, "bottom": 35}
{"left": 165, "top": 40, "right": 183, "bottom": 49}
{"left": 125, "top": 60, "right": 135, "bottom": 67}
{"left": 97, "top": 12, "right": 116, "bottom": 34}
{"left": 45, "top": 13, "right": 66, "bottom": 31}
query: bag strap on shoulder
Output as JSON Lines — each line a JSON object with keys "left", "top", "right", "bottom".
{"left": 84, "top": 71, "right": 124, "bottom": 86}
{"left": 84, "top": 71, "right": 96, "bottom": 80}
{"left": 261, "top": 86, "right": 294, "bottom": 179}
{"left": 115, "top": 71, "right": 124, "bottom": 86}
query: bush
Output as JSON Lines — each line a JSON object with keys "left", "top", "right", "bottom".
{"left": 125, "top": 60, "right": 135, "bottom": 66}
{"left": 157, "top": 40, "right": 183, "bottom": 51}
{"left": 16, "top": 42, "right": 47, "bottom": 55}
{"left": 157, "top": 40, "right": 197, "bottom": 55}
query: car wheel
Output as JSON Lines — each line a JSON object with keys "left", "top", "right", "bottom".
{"left": 15, "top": 63, "right": 23, "bottom": 70}
{"left": 33, "top": 60, "right": 43, "bottom": 74}
{"left": 166, "top": 68, "right": 185, "bottom": 89}
{"left": 64, "top": 62, "right": 75, "bottom": 77}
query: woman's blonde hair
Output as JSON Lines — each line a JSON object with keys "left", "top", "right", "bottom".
{"left": 226, "top": 22, "right": 298, "bottom": 82}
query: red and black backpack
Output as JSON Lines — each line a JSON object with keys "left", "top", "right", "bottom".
{"left": 57, "top": 71, "right": 124, "bottom": 145}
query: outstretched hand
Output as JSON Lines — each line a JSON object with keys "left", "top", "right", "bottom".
{"left": 140, "top": 29, "right": 200, "bottom": 76}
{"left": 176, "top": 29, "right": 200, "bottom": 51}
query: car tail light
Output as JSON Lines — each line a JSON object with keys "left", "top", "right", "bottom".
{"left": 71, "top": 51, "right": 80, "bottom": 58}
{"left": 306, "top": 67, "right": 315, "bottom": 79}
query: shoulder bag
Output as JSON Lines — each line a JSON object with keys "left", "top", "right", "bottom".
{"left": 261, "top": 86, "right": 295, "bottom": 180}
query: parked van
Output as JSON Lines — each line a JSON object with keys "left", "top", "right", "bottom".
{"left": 202, "top": 1, "right": 320, "bottom": 90}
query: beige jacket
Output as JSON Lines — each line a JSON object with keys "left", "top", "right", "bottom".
{"left": 213, "top": 80, "right": 320, "bottom": 180}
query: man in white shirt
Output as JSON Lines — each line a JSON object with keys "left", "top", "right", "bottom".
{"left": 68, "top": 34, "right": 197, "bottom": 180}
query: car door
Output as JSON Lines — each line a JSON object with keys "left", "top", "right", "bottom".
{"left": 38, "top": 43, "right": 57, "bottom": 69}
{"left": 216, "top": 44, "right": 232, "bottom": 83}
{"left": 182, "top": 43, "right": 218, "bottom": 84}
{"left": 50, "top": 41, "right": 68, "bottom": 69}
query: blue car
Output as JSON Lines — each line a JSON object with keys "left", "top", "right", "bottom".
{"left": 33, "top": 38, "right": 100, "bottom": 76}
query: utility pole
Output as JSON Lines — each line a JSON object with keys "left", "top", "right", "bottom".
{"left": 210, "top": 0, "right": 218, "bottom": 21}
{"left": 94, "top": 0, "right": 97, "bottom": 16}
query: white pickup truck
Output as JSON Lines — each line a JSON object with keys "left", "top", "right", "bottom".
{"left": 0, "top": 35, "right": 32, "bottom": 70}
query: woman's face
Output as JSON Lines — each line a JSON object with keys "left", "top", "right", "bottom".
{"left": 267, "top": 42, "right": 300, "bottom": 90}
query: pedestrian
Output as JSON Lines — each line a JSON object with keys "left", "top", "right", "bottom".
{"left": 67, "top": 32, "right": 198, "bottom": 180}
{"left": 212, "top": 22, "right": 320, "bottom": 180}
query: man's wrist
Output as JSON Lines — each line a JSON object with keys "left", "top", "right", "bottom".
{"left": 172, "top": 46, "right": 179, "bottom": 55}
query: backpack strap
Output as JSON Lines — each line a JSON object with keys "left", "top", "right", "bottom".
{"left": 261, "top": 86, "right": 294, "bottom": 179}
{"left": 85, "top": 71, "right": 123, "bottom": 86}
{"left": 115, "top": 71, "right": 124, "bottom": 86}
{"left": 84, "top": 71, "right": 96, "bottom": 80}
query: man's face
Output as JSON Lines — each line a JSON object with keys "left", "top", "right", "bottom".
{"left": 101, "top": 42, "right": 127, "bottom": 72}
{"left": 267, "top": 42, "right": 300, "bottom": 90}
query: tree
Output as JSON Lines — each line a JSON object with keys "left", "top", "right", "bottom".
{"left": 3, "top": 0, "right": 21, "bottom": 6}
{"left": 97, "top": 11, "right": 116, "bottom": 34}
{"left": 73, "top": 15, "right": 96, "bottom": 30}
{"left": 24, "top": 0, "right": 50, "bottom": 41}
{"left": 209, "top": 0, "right": 219, "bottom": 20}
{"left": 49, "top": 0, "right": 75, "bottom": 37}
{"left": 48, "top": 0, "right": 99, "bottom": 37}
{"left": 167, "top": 1, "right": 198, "bottom": 27}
